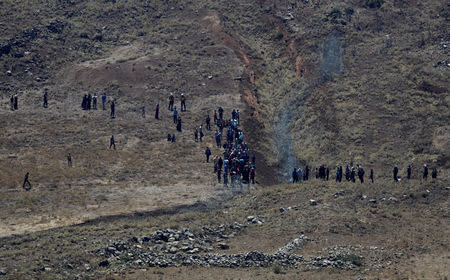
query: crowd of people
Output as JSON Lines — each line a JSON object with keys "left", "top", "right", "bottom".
{"left": 292, "top": 162, "right": 439, "bottom": 184}
{"left": 9, "top": 89, "right": 441, "bottom": 192}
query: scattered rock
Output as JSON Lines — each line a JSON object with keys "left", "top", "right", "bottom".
{"left": 310, "top": 199, "right": 317, "bottom": 206}
{"left": 84, "top": 263, "right": 91, "bottom": 271}
{"left": 279, "top": 207, "right": 286, "bottom": 213}
{"left": 218, "top": 243, "right": 229, "bottom": 250}
{"left": 0, "top": 268, "right": 6, "bottom": 275}
{"left": 98, "top": 260, "right": 110, "bottom": 267}
{"left": 6, "top": 70, "right": 12, "bottom": 76}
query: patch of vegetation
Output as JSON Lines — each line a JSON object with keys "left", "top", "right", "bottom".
{"left": 366, "top": 0, "right": 384, "bottom": 9}
{"left": 328, "top": 8, "right": 342, "bottom": 19}
{"left": 338, "top": 254, "right": 363, "bottom": 266}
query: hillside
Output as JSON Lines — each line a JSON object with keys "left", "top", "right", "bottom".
{"left": 0, "top": 0, "right": 449, "bottom": 279}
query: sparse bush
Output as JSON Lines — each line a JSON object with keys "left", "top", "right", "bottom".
{"left": 339, "top": 254, "right": 363, "bottom": 266}
{"left": 328, "top": 8, "right": 342, "bottom": 19}
{"left": 272, "top": 264, "right": 282, "bottom": 274}
{"left": 366, "top": 0, "right": 384, "bottom": 8}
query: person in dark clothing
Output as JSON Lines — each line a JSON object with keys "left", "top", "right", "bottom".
{"left": 217, "top": 167, "right": 221, "bottom": 183}
{"left": 338, "top": 166, "right": 343, "bottom": 182}
{"left": 142, "top": 106, "right": 146, "bottom": 118}
{"left": 357, "top": 165, "right": 365, "bottom": 183}
{"left": 407, "top": 165, "right": 412, "bottom": 180}
{"left": 110, "top": 100, "right": 115, "bottom": 118}
{"left": 205, "top": 147, "right": 211, "bottom": 162}
{"left": 168, "top": 93, "right": 174, "bottom": 111}
{"left": 102, "top": 93, "right": 107, "bottom": 110}
{"left": 173, "top": 107, "right": 178, "bottom": 124}
{"left": 345, "top": 165, "right": 350, "bottom": 181}
{"left": 206, "top": 115, "right": 211, "bottom": 130}
{"left": 431, "top": 167, "right": 437, "bottom": 179}
{"left": 218, "top": 107, "right": 224, "bottom": 120}
{"left": 23, "top": 172, "right": 32, "bottom": 191}
{"left": 87, "top": 94, "right": 92, "bottom": 110}
{"left": 167, "top": 134, "right": 172, "bottom": 141}
{"left": 252, "top": 154, "right": 256, "bottom": 165}
{"left": 393, "top": 165, "right": 399, "bottom": 182}
{"left": 292, "top": 168, "right": 299, "bottom": 183}
{"left": 92, "top": 93, "right": 97, "bottom": 109}
{"left": 232, "top": 109, "right": 236, "bottom": 120}
{"left": 171, "top": 134, "right": 176, "bottom": 142}
{"left": 350, "top": 167, "right": 356, "bottom": 183}
{"left": 199, "top": 125, "right": 204, "bottom": 142}
{"left": 326, "top": 167, "right": 330, "bottom": 181}
{"left": 423, "top": 164, "right": 428, "bottom": 180}
{"left": 318, "top": 165, "right": 325, "bottom": 180}
{"left": 180, "top": 93, "right": 186, "bottom": 111}
{"left": 43, "top": 89, "right": 48, "bottom": 108}
{"left": 176, "top": 116, "right": 182, "bottom": 132}
{"left": 110, "top": 135, "right": 116, "bottom": 150}
{"left": 250, "top": 167, "right": 255, "bottom": 184}
{"left": 335, "top": 167, "right": 340, "bottom": 182}
{"left": 67, "top": 153, "right": 72, "bottom": 167}
{"left": 194, "top": 128, "right": 198, "bottom": 142}
{"left": 370, "top": 168, "right": 374, "bottom": 183}
{"left": 217, "top": 157, "right": 223, "bottom": 171}
{"left": 304, "top": 165, "right": 309, "bottom": 181}
{"left": 13, "top": 94, "right": 18, "bottom": 110}
{"left": 10, "top": 95, "right": 14, "bottom": 110}
{"left": 155, "top": 103, "right": 159, "bottom": 119}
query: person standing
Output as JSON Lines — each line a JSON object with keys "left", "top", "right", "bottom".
{"left": 205, "top": 147, "right": 211, "bottom": 163}
{"left": 431, "top": 167, "right": 437, "bottom": 179}
{"left": 292, "top": 168, "right": 299, "bottom": 183}
{"left": 393, "top": 165, "right": 399, "bottom": 182}
{"left": 407, "top": 165, "right": 412, "bottom": 180}
{"left": 206, "top": 115, "right": 211, "bottom": 130}
{"left": 43, "top": 89, "right": 48, "bottom": 108}
{"left": 168, "top": 93, "right": 174, "bottom": 111}
{"left": 370, "top": 168, "right": 374, "bottom": 183}
{"left": 155, "top": 103, "right": 159, "bottom": 119}
{"left": 194, "top": 127, "right": 199, "bottom": 142}
{"left": 110, "top": 100, "right": 115, "bottom": 118}
{"left": 92, "top": 93, "right": 97, "bottom": 109}
{"left": 13, "top": 93, "right": 18, "bottom": 110}
{"left": 199, "top": 125, "right": 204, "bottom": 142}
{"left": 102, "top": 93, "right": 107, "bottom": 110}
{"left": 180, "top": 93, "right": 186, "bottom": 112}
{"left": 23, "top": 172, "right": 32, "bottom": 191}
{"left": 110, "top": 135, "right": 116, "bottom": 150}
{"left": 423, "top": 164, "right": 428, "bottom": 180}
{"left": 142, "top": 106, "right": 146, "bottom": 118}
{"left": 67, "top": 153, "right": 72, "bottom": 167}
{"left": 176, "top": 116, "right": 182, "bottom": 132}
{"left": 173, "top": 107, "right": 178, "bottom": 124}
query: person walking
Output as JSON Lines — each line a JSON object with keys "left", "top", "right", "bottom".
{"left": 205, "top": 147, "right": 211, "bottom": 163}
{"left": 23, "top": 172, "right": 32, "bottom": 191}
{"left": 155, "top": 103, "right": 159, "bottom": 119}
{"left": 110, "top": 135, "right": 116, "bottom": 150}
{"left": 357, "top": 165, "right": 365, "bottom": 183}
{"left": 431, "top": 167, "right": 437, "bottom": 179}
{"left": 67, "top": 153, "right": 72, "bottom": 167}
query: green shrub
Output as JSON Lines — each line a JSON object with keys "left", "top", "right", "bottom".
{"left": 339, "top": 254, "right": 363, "bottom": 266}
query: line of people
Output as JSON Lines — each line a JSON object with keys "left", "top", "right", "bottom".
{"left": 293, "top": 163, "right": 439, "bottom": 184}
